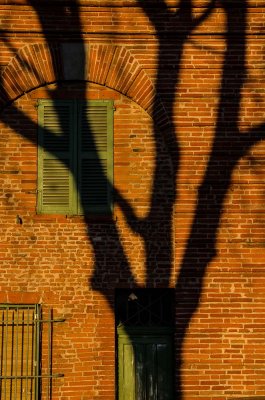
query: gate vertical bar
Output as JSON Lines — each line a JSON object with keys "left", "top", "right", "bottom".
{"left": 10, "top": 310, "right": 14, "bottom": 400}
{"left": 34, "top": 305, "right": 40, "bottom": 400}
{"left": 47, "top": 309, "right": 52, "bottom": 400}
{"left": 4, "top": 307, "right": 8, "bottom": 400}
{"left": 20, "top": 311, "right": 24, "bottom": 400}
{"left": 25, "top": 307, "right": 30, "bottom": 400}
{"left": 14, "top": 307, "right": 19, "bottom": 400}
{"left": 0, "top": 311, "right": 3, "bottom": 400}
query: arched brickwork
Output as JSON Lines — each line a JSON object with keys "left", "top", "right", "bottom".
{"left": 0, "top": 43, "right": 170, "bottom": 129}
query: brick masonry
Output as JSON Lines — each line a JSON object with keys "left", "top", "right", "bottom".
{"left": 0, "top": 1, "right": 264, "bottom": 399}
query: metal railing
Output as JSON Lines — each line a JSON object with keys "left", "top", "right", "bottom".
{"left": 0, "top": 305, "right": 64, "bottom": 400}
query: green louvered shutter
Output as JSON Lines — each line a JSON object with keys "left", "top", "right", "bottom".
{"left": 37, "top": 100, "right": 76, "bottom": 214}
{"left": 77, "top": 100, "right": 113, "bottom": 214}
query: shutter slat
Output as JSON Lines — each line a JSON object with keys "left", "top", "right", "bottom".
{"left": 38, "top": 100, "right": 75, "bottom": 214}
{"left": 78, "top": 101, "right": 113, "bottom": 214}
{"left": 42, "top": 103, "right": 71, "bottom": 152}
{"left": 81, "top": 105, "right": 108, "bottom": 152}
{"left": 42, "top": 159, "right": 70, "bottom": 206}
{"left": 80, "top": 159, "right": 108, "bottom": 206}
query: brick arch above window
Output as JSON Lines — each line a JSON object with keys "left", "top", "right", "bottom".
{"left": 0, "top": 43, "right": 170, "bottom": 130}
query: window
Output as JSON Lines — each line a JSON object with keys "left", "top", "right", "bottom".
{"left": 0, "top": 304, "right": 40, "bottom": 400}
{"left": 37, "top": 99, "right": 114, "bottom": 215}
{"left": 115, "top": 289, "right": 174, "bottom": 400}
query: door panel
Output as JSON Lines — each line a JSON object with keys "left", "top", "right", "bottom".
{"left": 122, "top": 343, "right": 135, "bottom": 400}
{"left": 157, "top": 344, "right": 173, "bottom": 400}
{"left": 118, "top": 328, "right": 173, "bottom": 400}
{"left": 135, "top": 344, "right": 146, "bottom": 400}
{"left": 146, "top": 344, "right": 157, "bottom": 400}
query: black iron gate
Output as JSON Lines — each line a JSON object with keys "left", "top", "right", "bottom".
{"left": 0, "top": 304, "right": 64, "bottom": 400}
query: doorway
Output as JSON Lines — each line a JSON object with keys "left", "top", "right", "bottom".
{"left": 115, "top": 289, "right": 174, "bottom": 400}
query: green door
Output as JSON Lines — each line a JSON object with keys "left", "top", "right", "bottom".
{"left": 118, "top": 327, "right": 173, "bottom": 400}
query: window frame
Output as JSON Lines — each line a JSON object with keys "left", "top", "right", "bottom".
{"left": 37, "top": 99, "right": 114, "bottom": 216}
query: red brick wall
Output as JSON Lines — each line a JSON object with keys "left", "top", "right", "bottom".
{"left": 0, "top": 1, "right": 265, "bottom": 399}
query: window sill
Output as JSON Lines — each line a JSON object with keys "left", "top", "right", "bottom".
{"left": 34, "top": 213, "right": 116, "bottom": 224}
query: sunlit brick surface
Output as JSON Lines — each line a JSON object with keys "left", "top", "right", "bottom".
{"left": 0, "top": 1, "right": 264, "bottom": 399}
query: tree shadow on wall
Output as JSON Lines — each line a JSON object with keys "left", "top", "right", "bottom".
{"left": 0, "top": 0, "right": 265, "bottom": 398}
